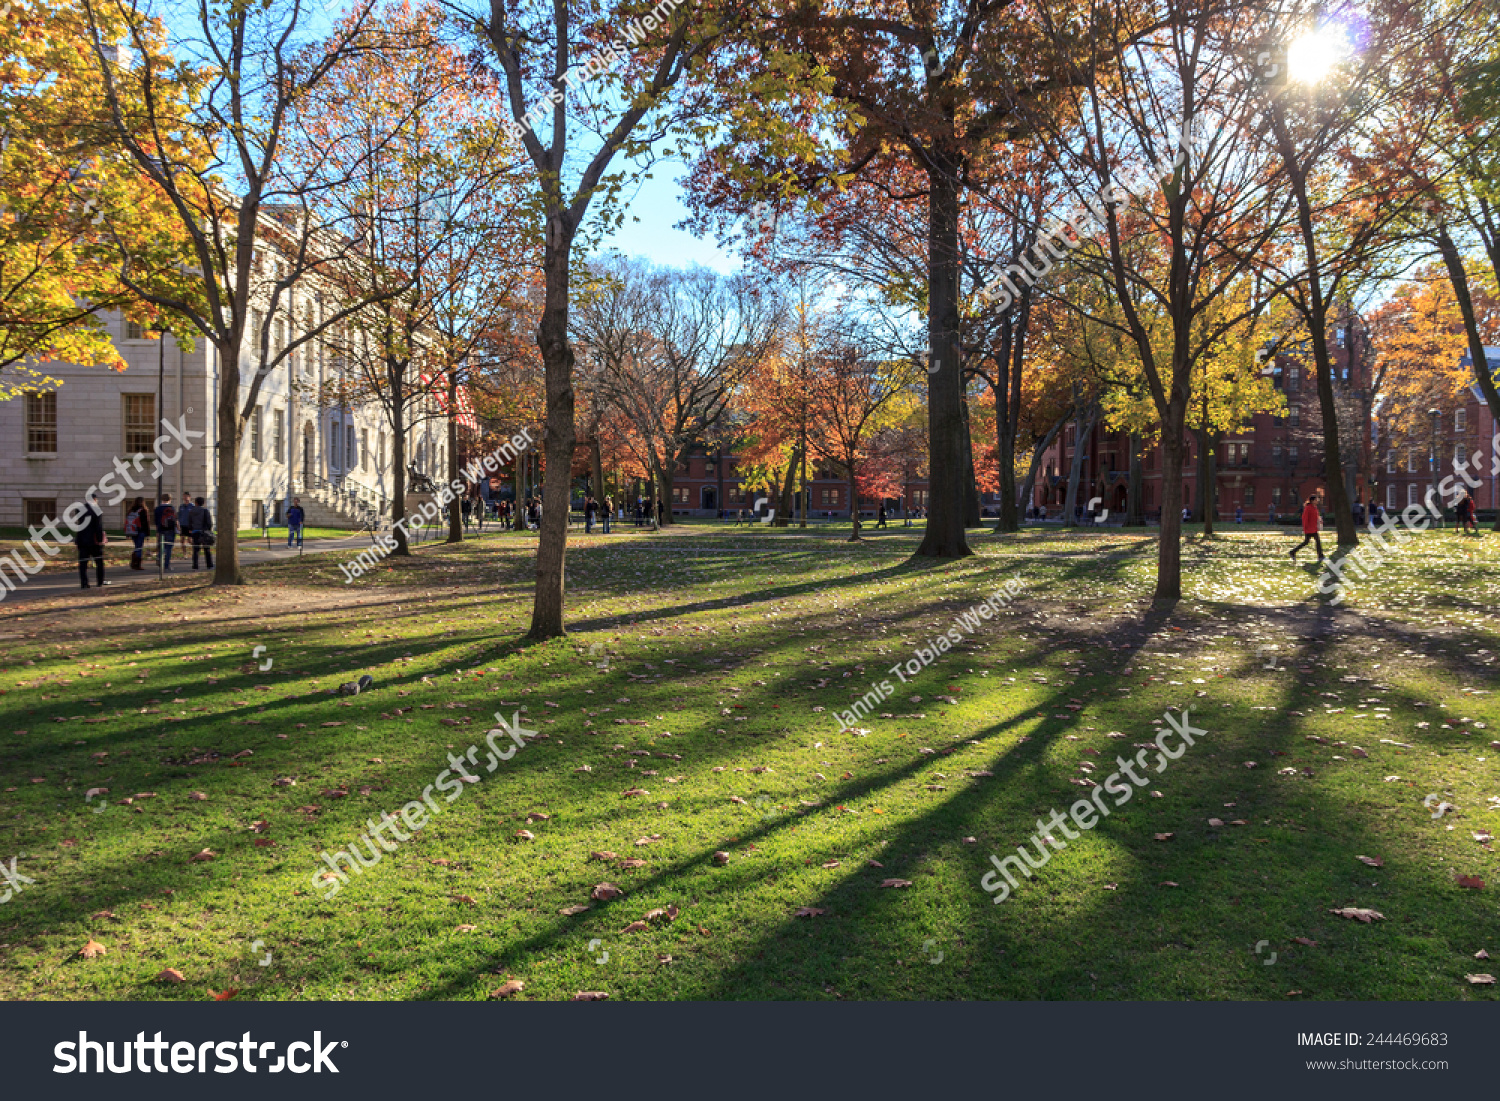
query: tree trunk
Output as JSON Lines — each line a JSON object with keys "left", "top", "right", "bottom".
{"left": 1016, "top": 413, "right": 1067, "bottom": 518}
{"left": 1125, "top": 431, "right": 1145, "bottom": 526}
{"left": 591, "top": 436, "right": 604, "bottom": 511}
{"left": 1195, "top": 426, "right": 1215, "bottom": 536}
{"left": 995, "top": 289, "right": 1029, "bottom": 534}
{"left": 773, "top": 445, "right": 798, "bottom": 526}
{"left": 529, "top": 238, "right": 576, "bottom": 640}
{"left": 916, "top": 158, "right": 972, "bottom": 559}
{"left": 446, "top": 372, "right": 462, "bottom": 544}
{"left": 213, "top": 342, "right": 243, "bottom": 584}
{"left": 1435, "top": 224, "right": 1500, "bottom": 531}
{"left": 847, "top": 461, "right": 862, "bottom": 540}
{"left": 658, "top": 463, "right": 674, "bottom": 527}
{"left": 1156, "top": 421, "right": 1185, "bottom": 600}
{"left": 1062, "top": 406, "right": 1095, "bottom": 527}
{"left": 962, "top": 400, "right": 981, "bottom": 527}
{"left": 388, "top": 367, "right": 410, "bottom": 556}
{"left": 1274, "top": 116, "right": 1358, "bottom": 548}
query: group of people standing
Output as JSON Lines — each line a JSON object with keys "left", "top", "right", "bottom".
{"left": 583, "top": 495, "right": 613, "bottom": 534}
{"left": 91, "top": 492, "right": 214, "bottom": 589}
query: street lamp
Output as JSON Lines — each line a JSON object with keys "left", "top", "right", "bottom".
{"left": 1429, "top": 407, "right": 1442, "bottom": 528}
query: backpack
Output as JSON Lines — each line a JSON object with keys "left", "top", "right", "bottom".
{"left": 158, "top": 505, "right": 177, "bottom": 534}
{"left": 125, "top": 512, "right": 141, "bottom": 536}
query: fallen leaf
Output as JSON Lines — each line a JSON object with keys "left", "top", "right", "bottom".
{"left": 879, "top": 878, "right": 913, "bottom": 888}
{"left": 559, "top": 904, "right": 591, "bottom": 916}
{"left": 1329, "top": 907, "right": 1384, "bottom": 922}
{"left": 1465, "top": 973, "right": 1495, "bottom": 985}
{"left": 712, "top": 851, "right": 730, "bottom": 866}
{"left": 620, "top": 920, "right": 649, "bottom": 933}
{"left": 591, "top": 883, "right": 624, "bottom": 901}
{"left": 188, "top": 791, "right": 207, "bottom": 801}
{"left": 490, "top": 980, "right": 524, "bottom": 999}
{"left": 821, "top": 859, "right": 841, "bottom": 868}
{"left": 794, "top": 906, "right": 826, "bottom": 917}
{"left": 210, "top": 989, "right": 238, "bottom": 1001}
{"left": 573, "top": 991, "right": 610, "bottom": 1001}
{"left": 515, "top": 830, "right": 535, "bottom": 841}
{"left": 1154, "top": 833, "right": 1175, "bottom": 841}
{"left": 156, "top": 968, "right": 186, "bottom": 984}
{"left": 189, "top": 848, "right": 216, "bottom": 862}
{"left": 589, "top": 850, "right": 617, "bottom": 861}
{"left": 1207, "top": 818, "right": 1224, "bottom": 827}
{"left": 451, "top": 894, "right": 477, "bottom": 905}
{"left": 1293, "top": 937, "right": 1317, "bottom": 947}
{"left": 1457, "top": 875, "right": 1485, "bottom": 890}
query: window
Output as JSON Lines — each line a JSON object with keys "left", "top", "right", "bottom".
{"left": 1243, "top": 484, "right": 1255, "bottom": 505}
{"left": 820, "top": 488, "right": 840, "bottom": 506}
{"left": 126, "top": 320, "right": 146, "bottom": 340}
{"left": 1456, "top": 407, "right": 1467, "bottom": 432}
{"left": 25, "top": 392, "right": 57, "bottom": 454}
{"left": 1288, "top": 445, "right": 1298, "bottom": 465}
{"left": 912, "top": 489, "right": 928, "bottom": 507}
{"left": 1408, "top": 484, "right": 1419, "bottom": 507}
{"left": 1386, "top": 483, "right": 1396, "bottom": 510}
{"left": 1271, "top": 444, "right": 1282, "bottom": 465}
{"left": 1336, "top": 327, "right": 1346, "bottom": 347}
{"left": 672, "top": 486, "right": 689, "bottom": 504}
{"left": 123, "top": 394, "right": 155, "bottom": 454}
{"left": 704, "top": 461, "right": 716, "bottom": 476}
{"left": 1289, "top": 405, "right": 1300, "bottom": 427}
{"left": 330, "top": 422, "right": 341, "bottom": 468}
{"left": 346, "top": 427, "right": 356, "bottom": 469}
{"left": 1287, "top": 366, "right": 1300, "bottom": 390}
{"left": 1385, "top": 451, "right": 1395, "bottom": 474}
{"left": 250, "top": 405, "right": 263, "bottom": 461}
{"left": 361, "top": 429, "right": 369, "bottom": 472}
{"left": 23, "top": 499, "right": 55, "bottom": 528}
{"left": 1272, "top": 486, "right": 1283, "bottom": 508}
{"left": 1455, "top": 442, "right": 1465, "bottom": 465}
{"left": 250, "top": 310, "right": 263, "bottom": 352}
{"left": 271, "top": 408, "right": 284, "bottom": 464}
{"left": 378, "top": 433, "right": 386, "bottom": 471}
{"left": 1407, "top": 451, "right": 1417, "bottom": 474}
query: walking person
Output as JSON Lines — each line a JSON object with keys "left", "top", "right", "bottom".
{"left": 462, "top": 496, "right": 472, "bottom": 530}
{"left": 125, "top": 496, "right": 151, "bottom": 570}
{"left": 1369, "top": 499, "right": 1384, "bottom": 532}
{"left": 585, "top": 495, "right": 596, "bottom": 534}
{"left": 76, "top": 501, "right": 107, "bottom": 589}
{"left": 1289, "top": 492, "right": 1324, "bottom": 564}
{"left": 877, "top": 502, "right": 887, "bottom": 529}
{"left": 286, "top": 497, "right": 305, "bottom": 548}
{"left": 1459, "top": 491, "right": 1478, "bottom": 535}
{"left": 186, "top": 496, "right": 215, "bottom": 570}
{"left": 153, "top": 493, "right": 177, "bottom": 571}
{"left": 602, "top": 495, "right": 613, "bottom": 534}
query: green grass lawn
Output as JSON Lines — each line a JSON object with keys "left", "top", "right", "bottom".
{"left": 0, "top": 522, "right": 1495, "bottom": 1001}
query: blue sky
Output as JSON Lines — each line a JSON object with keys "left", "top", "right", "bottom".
{"left": 596, "top": 169, "right": 740, "bottom": 273}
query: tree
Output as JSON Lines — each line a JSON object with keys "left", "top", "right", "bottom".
{"left": 574, "top": 259, "right": 782, "bottom": 525}
{"left": 802, "top": 324, "right": 918, "bottom": 540}
{"left": 0, "top": 0, "right": 197, "bottom": 392}
{"left": 83, "top": 0, "right": 423, "bottom": 584}
{"left": 470, "top": 0, "right": 737, "bottom": 637}
{"left": 289, "top": 3, "right": 538, "bottom": 548}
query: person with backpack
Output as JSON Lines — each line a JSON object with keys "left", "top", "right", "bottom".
{"left": 76, "top": 501, "right": 107, "bottom": 589}
{"left": 1289, "top": 491, "right": 1324, "bottom": 564}
{"left": 1368, "top": 499, "right": 1384, "bottom": 532}
{"left": 153, "top": 493, "right": 177, "bottom": 571}
{"left": 286, "top": 497, "right": 305, "bottom": 548}
{"left": 1458, "top": 491, "right": 1478, "bottom": 535}
{"left": 124, "top": 496, "right": 151, "bottom": 570}
{"left": 185, "top": 496, "right": 214, "bottom": 569}
{"left": 585, "top": 495, "right": 597, "bottom": 534}
{"left": 877, "top": 503, "right": 888, "bottom": 529}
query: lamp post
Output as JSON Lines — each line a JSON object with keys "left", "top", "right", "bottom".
{"left": 1429, "top": 407, "right": 1442, "bottom": 528}
{"left": 156, "top": 328, "right": 165, "bottom": 580}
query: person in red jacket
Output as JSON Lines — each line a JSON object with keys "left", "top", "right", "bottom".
{"left": 1289, "top": 492, "right": 1324, "bottom": 563}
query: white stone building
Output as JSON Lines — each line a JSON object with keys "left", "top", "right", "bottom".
{"left": 1, "top": 305, "right": 450, "bottom": 533}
